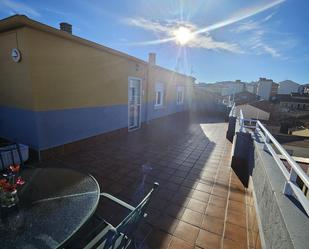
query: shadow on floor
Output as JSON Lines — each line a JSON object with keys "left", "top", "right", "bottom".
{"left": 38, "top": 112, "right": 254, "bottom": 249}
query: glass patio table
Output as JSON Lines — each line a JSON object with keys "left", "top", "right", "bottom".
{"left": 0, "top": 167, "right": 100, "bottom": 249}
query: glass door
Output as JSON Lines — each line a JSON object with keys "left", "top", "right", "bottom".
{"left": 128, "top": 78, "right": 142, "bottom": 130}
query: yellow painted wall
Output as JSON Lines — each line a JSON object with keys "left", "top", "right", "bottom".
{"left": 148, "top": 65, "right": 193, "bottom": 104}
{"left": 0, "top": 28, "right": 33, "bottom": 109}
{"left": 23, "top": 27, "right": 146, "bottom": 111}
{"left": 1, "top": 25, "right": 194, "bottom": 112}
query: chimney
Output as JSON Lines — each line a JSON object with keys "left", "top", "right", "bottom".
{"left": 148, "top": 53, "right": 156, "bottom": 65}
{"left": 60, "top": 22, "right": 72, "bottom": 34}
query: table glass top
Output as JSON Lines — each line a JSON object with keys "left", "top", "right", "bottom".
{"left": 0, "top": 167, "right": 100, "bottom": 249}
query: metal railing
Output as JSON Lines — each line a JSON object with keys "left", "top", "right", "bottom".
{"left": 229, "top": 103, "right": 236, "bottom": 117}
{"left": 238, "top": 109, "right": 309, "bottom": 215}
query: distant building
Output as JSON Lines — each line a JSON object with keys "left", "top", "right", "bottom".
{"left": 299, "top": 84, "right": 309, "bottom": 95}
{"left": 235, "top": 100, "right": 274, "bottom": 121}
{"left": 202, "top": 80, "right": 246, "bottom": 97}
{"left": 192, "top": 85, "right": 225, "bottom": 111}
{"left": 246, "top": 82, "right": 258, "bottom": 94}
{"left": 225, "top": 91, "right": 260, "bottom": 105}
{"left": 278, "top": 80, "right": 300, "bottom": 94}
{"left": 274, "top": 134, "right": 309, "bottom": 157}
{"left": 277, "top": 93, "right": 309, "bottom": 111}
{"left": 256, "top": 78, "right": 279, "bottom": 100}
{"left": 291, "top": 129, "right": 309, "bottom": 137}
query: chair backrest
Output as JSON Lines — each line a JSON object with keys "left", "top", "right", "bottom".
{"left": 0, "top": 143, "right": 24, "bottom": 171}
{"left": 116, "top": 182, "right": 159, "bottom": 236}
{"left": 82, "top": 182, "right": 159, "bottom": 249}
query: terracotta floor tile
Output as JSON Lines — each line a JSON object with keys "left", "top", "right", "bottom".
{"left": 212, "top": 187, "right": 229, "bottom": 198}
{"left": 201, "top": 215, "right": 224, "bottom": 236}
{"left": 208, "top": 195, "right": 227, "bottom": 209}
{"left": 200, "top": 176, "right": 215, "bottom": 184}
{"left": 248, "top": 229, "right": 259, "bottom": 248}
{"left": 38, "top": 115, "right": 254, "bottom": 249}
{"left": 205, "top": 204, "right": 226, "bottom": 220}
{"left": 196, "top": 229, "right": 222, "bottom": 249}
{"left": 226, "top": 209, "right": 247, "bottom": 228}
{"left": 149, "top": 197, "right": 168, "bottom": 212}
{"left": 178, "top": 186, "right": 195, "bottom": 197}
{"left": 175, "top": 170, "right": 188, "bottom": 178}
{"left": 157, "top": 172, "right": 172, "bottom": 181}
{"left": 227, "top": 200, "right": 246, "bottom": 216}
{"left": 157, "top": 189, "right": 176, "bottom": 201}
{"left": 255, "top": 233, "right": 262, "bottom": 249}
{"left": 145, "top": 229, "right": 172, "bottom": 249}
{"left": 171, "top": 193, "right": 191, "bottom": 207}
{"left": 187, "top": 199, "right": 207, "bottom": 213}
{"left": 168, "top": 237, "right": 194, "bottom": 249}
{"left": 165, "top": 203, "right": 186, "bottom": 218}
{"left": 165, "top": 182, "right": 180, "bottom": 192}
{"left": 191, "top": 190, "right": 210, "bottom": 203}
{"left": 155, "top": 214, "right": 180, "bottom": 234}
{"left": 230, "top": 183, "right": 245, "bottom": 193}
{"left": 182, "top": 179, "right": 198, "bottom": 189}
{"left": 195, "top": 183, "right": 213, "bottom": 194}
{"left": 174, "top": 221, "right": 200, "bottom": 245}
{"left": 133, "top": 221, "right": 153, "bottom": 241}
{"left": 186, "top": 173, "right": 201, "bottom": 181}
{"left": 229, "top": 191, "right": 246, "bottom": 203}
{"left": 181, "top": 209, "right": 203, "bottom": 227}
{"left": 145, "top": 207, "right": 161, "bottom": 224}
{"left": 222, "top": 238, "right": 247, "bottom": 249}
{"left": 224, "top": 222, "right": 247, "bottom": 246}
{"left": 170, "top": 176, "right": 185, "bottom": 185}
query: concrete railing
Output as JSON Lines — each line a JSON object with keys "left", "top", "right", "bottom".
{"left": 238, "top": 109, "right": 309, "bottom": 215}
{"left": 229, "top": 103, "right": 236, "bottom": 117}
{"left": 226, "top": 104, "right": 237, "bottom": 142}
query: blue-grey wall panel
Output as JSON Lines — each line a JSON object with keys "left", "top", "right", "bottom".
{"left": 36, "top": 105, "right": 128, "bottom": 149}
{"left": 1, "top": 100, "right": 190, "bottom": 150}
{"left": 0, "top": 106, "right": 39, "bottom": 149}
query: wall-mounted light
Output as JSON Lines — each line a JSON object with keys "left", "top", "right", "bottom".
{"left": 11, "top": 48, "right": 21, "bottom": 63}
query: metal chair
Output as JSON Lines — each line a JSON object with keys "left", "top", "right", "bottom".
{"left": 0, "top": 142, "right": 24, "bottom": 171}
{"left": 70, "top": 182, "right": 159, "bottom": 249}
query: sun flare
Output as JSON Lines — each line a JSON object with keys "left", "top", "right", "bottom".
{"left": 173, "top": 26, "right": 194, "bottom": 45}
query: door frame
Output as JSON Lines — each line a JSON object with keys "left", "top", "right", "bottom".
{"left": 128, "top": 77, "right": 142, "bottom": 131}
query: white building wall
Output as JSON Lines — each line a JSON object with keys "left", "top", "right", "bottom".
{"left": 220, "top": 83, "right": 244, "bottom": 96}
{"left": 278, "top": 80, "right": 300, "bottom": 94}
{"left": 246, "top": 84, "right": 256, "bottom": 94}
{"left": 235, "top": 104, "right": 270, "bottom": 121}
{"left": 257, "top": 79, "right": 272, "bottom": 100}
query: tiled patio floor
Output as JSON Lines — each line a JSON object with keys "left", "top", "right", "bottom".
{"left": 38, "top": 113, "right": 257, "bottom": 249}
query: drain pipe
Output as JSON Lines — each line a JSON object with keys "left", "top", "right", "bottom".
{"left": 146, "top": 53, "right": 156, "bottom": 124}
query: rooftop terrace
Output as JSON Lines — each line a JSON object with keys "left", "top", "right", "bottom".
{"left": 37, "top": 113, "right": 260, "bottom": 249}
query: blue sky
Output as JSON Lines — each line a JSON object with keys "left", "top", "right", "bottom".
{"left": 1, "top": 0, "right": 309, "bottom": 84}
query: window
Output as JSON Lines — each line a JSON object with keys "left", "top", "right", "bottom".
{"left": 156, "top": 91, "right": 162, "bottom": 105}
{"left": 155, "top": 82, "right": 164, "bottom": 107}
{"left": 176, "top": 86, "right": 184, "bottom": 105}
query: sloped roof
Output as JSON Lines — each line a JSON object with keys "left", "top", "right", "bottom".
{"left": 248, "top": 100, "right": 274, "bottom": 113}
{"left": 234, "top": 91, "right": 260, "bottom": 105}
{"left": 277, "top": 94, "right": 309, "bottom": 103}
{"left": 279, "top": 80, "right": 300, "bottom": 86}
